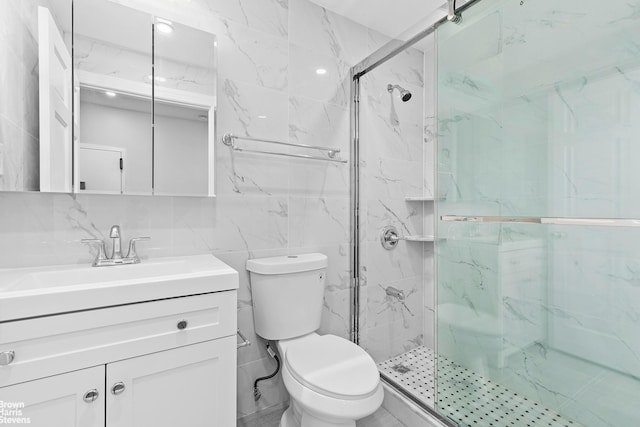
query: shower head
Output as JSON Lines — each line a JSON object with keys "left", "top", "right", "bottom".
{"left": 387, "top": 84, "right": 412, "bottom": 102}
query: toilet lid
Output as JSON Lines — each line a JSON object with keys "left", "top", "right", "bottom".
{"left": 284, "top": 335, "right": 380, "bottom": 399}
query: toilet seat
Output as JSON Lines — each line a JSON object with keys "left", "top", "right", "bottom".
{"left": 284, "top": 334, "right": 380, "bottom": 400}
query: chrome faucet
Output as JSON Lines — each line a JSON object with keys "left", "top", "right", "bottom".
{"left": 82, "top": 225, "right": 150, "bottom": 267}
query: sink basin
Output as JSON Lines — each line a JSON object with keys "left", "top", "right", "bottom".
{"left": 0, "top": 255, "right": 238, "bottom": 322}
{"left": 8, "top": 260, "right": 192, "bottom": 291}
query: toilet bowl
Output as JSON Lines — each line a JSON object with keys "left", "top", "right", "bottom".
{"left": 278, "top": 333, "right": 383, "bottom": 427}
{"left": 247, "top": 254, "right": 383, "bottom": 427}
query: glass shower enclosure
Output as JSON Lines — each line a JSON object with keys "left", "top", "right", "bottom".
{"left": 351, "top": 0, "right": 640, "bottom": 426}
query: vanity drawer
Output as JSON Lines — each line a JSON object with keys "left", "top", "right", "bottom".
{"left": 0, "top": 290, "right": 236, "bottom": 387}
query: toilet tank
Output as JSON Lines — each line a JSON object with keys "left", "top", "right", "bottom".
{"left": 246, "top": 253, "right": 327, "bottom": 340}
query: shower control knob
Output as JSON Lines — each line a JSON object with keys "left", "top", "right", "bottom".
{"left": 380, "top": 226, "right": 401, "bottom": 250}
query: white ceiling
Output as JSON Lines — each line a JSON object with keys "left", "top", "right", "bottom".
{"left": 309, "top": 0, "right": 446, "bottom": 39}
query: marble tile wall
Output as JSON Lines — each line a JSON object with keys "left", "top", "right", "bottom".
{"left": 0, "top": 0, "right": 56, "bottom": 191}
{"left": 0, "top": 0, "right": 388, "bottom": 418}
{"left": 358, "top": 41, "right": 433, "bottom": 363}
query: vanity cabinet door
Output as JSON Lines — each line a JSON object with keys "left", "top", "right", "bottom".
{"left": 106, "top": 337, "right": 235, "bottom": 427}
{"left": 0, "top": 366, "right": 104, "bottom": 427}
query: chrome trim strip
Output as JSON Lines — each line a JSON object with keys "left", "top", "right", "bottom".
{"left": 350, "top": 70, "right": 361, "bottom": 345}
{"left": 441, "top": 215, "right": 640, "bottom": 227}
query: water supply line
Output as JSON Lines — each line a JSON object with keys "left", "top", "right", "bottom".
{"left": 253, "top": 343, "right": 281, "bottom": 401}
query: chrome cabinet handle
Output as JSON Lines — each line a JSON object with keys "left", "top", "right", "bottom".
{"left": 111, "top": 382, "right": 126, "bottom": 395}
{"left": 83, "top": 389, "right": 99, "bottom": 403}
{"left": 0, "top": 351, "right": 15, "bottom": 366}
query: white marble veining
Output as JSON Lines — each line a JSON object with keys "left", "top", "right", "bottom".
{"left": 289, "top": 44, "right": 351, "bottom": 107}
{"left": 191, "top": 0, "right": 289, "bottom": 38}
{"left": 289, "top": 0, "right": 370, "bottom": 65}
{"left": 217, "top": 18, "right": 288, "bottom": 91}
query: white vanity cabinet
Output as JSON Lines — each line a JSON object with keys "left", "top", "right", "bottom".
{"left": 1, "top": 337, "right": 235, "bottom": 427}
{"left": 106, "top": 338, "right": 235, "bottom": 427}
{"left": 0, "top": 255, "right": 238, "bottom": 427}
{"left": 0, "top": 366, "right": 105, "bottom": 427}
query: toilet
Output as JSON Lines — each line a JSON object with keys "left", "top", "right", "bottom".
{"left": 247, "top": 253, "right": 383, "bottom": 427}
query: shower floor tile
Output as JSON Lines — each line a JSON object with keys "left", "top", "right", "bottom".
{"left": 378, "top": 346, "right": 582, "bottom": 427}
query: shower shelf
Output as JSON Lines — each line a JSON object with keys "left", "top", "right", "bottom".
{"left": 405, "top": 196, "right": 436, "bottom": 202}
{"left": 404, "top": 235, "right": 435, "bottom": 242}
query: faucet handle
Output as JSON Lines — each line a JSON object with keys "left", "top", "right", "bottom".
{"left": 109, "top": 225, "right": 121, "bottom": 238}
{"left": 81, "top": 239, "right": 108, "bottom": 266}
{"left": 126, "top": 237, "right": 150, "bottom": 262}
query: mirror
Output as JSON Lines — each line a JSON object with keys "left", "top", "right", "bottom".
{"left": 0, "top": 0, "right": 216, "bottom": 196}
{"left": 152, "top": 19, "right": 216, "bottom": 196}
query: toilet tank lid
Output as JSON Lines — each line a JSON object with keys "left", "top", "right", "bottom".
{"left": 246, "top": 253, "right": 327, "bottom": 275}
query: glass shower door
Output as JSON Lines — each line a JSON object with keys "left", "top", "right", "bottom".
{"left": 436, "top": 0, "right": 640, "bottom": 425}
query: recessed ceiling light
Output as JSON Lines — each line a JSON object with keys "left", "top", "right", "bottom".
{"left": 156, "top": 19, "right": 174, "bottom": 34}
{"left": 258, "top": 115, "right": 267, "bottom": 119}
{"left": 105, "top": 91, "right": 117, "bottom": 97}
{"left": 316, "top": 68, "right": 327, "bottom": 75}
